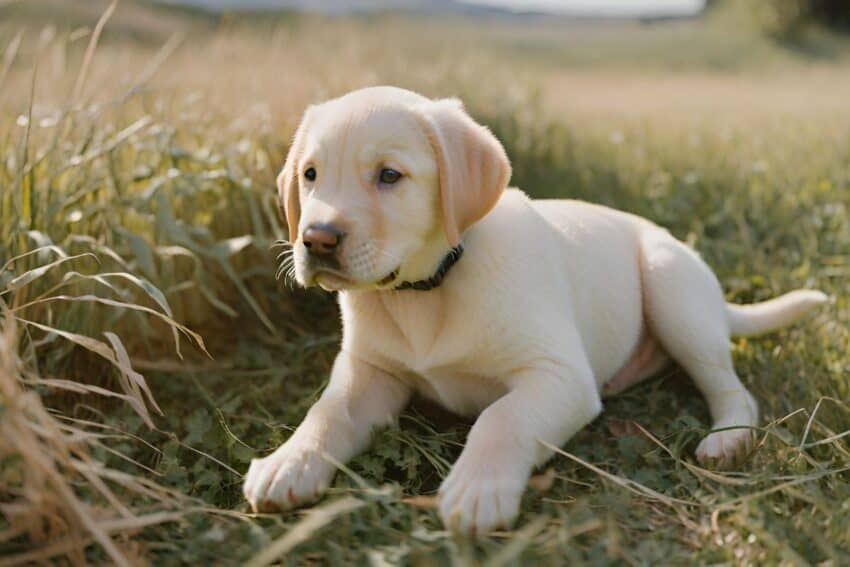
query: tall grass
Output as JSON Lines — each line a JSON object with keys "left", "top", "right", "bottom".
{"left": 0, "top": 6, "right": 284, "bottom": 561}
{"left": 1, "top": 2, "right": 849, "bottom": 564}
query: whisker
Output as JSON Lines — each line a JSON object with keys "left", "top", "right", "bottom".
{"left": 276, "top": 258, "right": 295, "bottom": 280}
{"left": 270, "top": 239, "right": 293, "bottom": 251}
{"left": 284, "top": 264, "right": 298, "bottom": 289}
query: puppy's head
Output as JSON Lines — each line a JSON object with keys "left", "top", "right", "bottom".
{"left": 279, "top": 86, "right": 511, "bottom": 291}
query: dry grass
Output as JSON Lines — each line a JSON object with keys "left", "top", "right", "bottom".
{"left": 0, "top": 311, "right": 190, "bottom": 566}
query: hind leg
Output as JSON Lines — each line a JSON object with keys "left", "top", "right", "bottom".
{"left": 639, "top": 228, "right": 758, "bottom": 466}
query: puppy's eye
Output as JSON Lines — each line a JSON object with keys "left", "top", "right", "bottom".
{"left": 378, "top": 168, "right": 402, "bottom": 185}
{"left": 304, "top": 167, "right": 317, "bottom": 182}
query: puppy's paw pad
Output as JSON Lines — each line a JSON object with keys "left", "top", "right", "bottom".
{"left": 243, "top": 446, "right": 333, "bottom": 513}
{"left": 696, "top": 428, "right": 754, "bottom": 468}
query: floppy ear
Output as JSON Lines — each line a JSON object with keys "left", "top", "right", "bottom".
{"left": 415, "top": 98, "right": 511, "bottom": 247}
{"left": 277, "top": 107, "right": 313, "bottom": 242}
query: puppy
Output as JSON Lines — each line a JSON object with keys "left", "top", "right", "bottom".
{"left": 243, "top": 86, "right": 826, "bottom": 534}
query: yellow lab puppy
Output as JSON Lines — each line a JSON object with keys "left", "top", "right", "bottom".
{"left": 243, "top": 86, "right": 826, "bottom": 534}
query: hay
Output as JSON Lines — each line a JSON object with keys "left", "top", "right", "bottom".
{"left": 0, "top": 311, "right": 188, "bottom": 565}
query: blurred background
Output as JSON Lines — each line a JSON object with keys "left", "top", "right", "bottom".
{"left": 1, "top": 1, "right": 848, "bottom": 565}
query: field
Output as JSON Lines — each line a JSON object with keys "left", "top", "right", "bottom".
{"left": 1, "top": 1, "right": 849, "bottom": 564}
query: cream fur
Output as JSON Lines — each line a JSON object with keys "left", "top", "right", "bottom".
{"left": 243, "top": 86, "right": 827, "bottom": 535}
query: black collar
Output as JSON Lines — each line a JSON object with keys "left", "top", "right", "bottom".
{"left": 394, "top": 244, "right": 464, "bottom": 291}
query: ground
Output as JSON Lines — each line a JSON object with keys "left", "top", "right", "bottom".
{"left": 0, "top": 1, "right": 849, "bottom": 564}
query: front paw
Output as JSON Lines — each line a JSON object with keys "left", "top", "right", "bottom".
{"left": 695, "top": 427, "right": 754, "bottom": 468}
{"left": 243, "top": 442, "right": 335, "bottom": 513}
{"left": 438, "top": 461, "right": 526, "bottom": 535}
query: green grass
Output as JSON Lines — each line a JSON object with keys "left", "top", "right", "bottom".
{"left": 1, "top": 2, "right": 849, "bottom": 564}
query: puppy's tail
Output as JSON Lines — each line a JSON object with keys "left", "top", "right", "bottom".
{"left": 727, "top": 290, "right": 827, "bottom": 337}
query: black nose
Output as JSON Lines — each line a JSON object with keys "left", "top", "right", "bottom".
{"left": 302, "top": 223, "right": 344, "bottom": 256}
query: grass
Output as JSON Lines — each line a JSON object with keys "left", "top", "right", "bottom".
{"left": 1, "top": 1, "right": 849, "bottom": 564}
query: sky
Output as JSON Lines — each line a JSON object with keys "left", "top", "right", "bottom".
{"left": 458, "top": 0, "right": 706, "bottom": 18}
{"left": 162, "top": 0, "right": 708, "bottom": 18}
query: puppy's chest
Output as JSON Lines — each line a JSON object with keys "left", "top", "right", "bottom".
{"left": 377, "top": 334, "right": 505, "bottom": 417}
{"left": 349, "top": 293, "right": 510, "bottom": 415}
{"left": 370, "top": 292, "right": 469, "bottom": 370}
